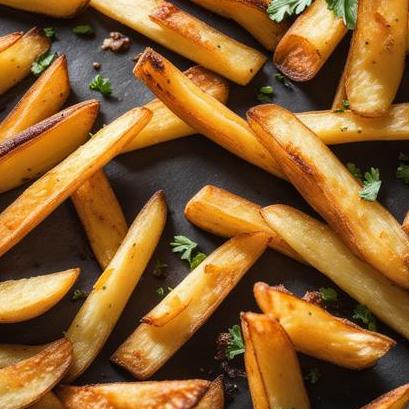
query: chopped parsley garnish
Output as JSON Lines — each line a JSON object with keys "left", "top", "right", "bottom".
{"left": 72, "top": 289, "right": 88, "bottom": 301}
{"left": 274, "top": 72, "right": 292, "bottom": 88}
{"left": 152, "top": 259, "right": 168, "bottom": 279}
{"left": 190, "top": 252, "right": 207, "bottom": 270}
{"left": 267, "top": 0, "right": 313, "bottom": 22}
{"left": 170, "top": 235, "right": 207, "bottom": 269}
{"left": 226, "top": 325, "right": 245, "bottom": 360}
{"left": 257, "top": 85, "right": 274, "bottom": 103}
{"left": 335, "top": 99, "right": 350, "bottom": 113}
{"left": 304, "top": 367, "right": 321, "bottom": 384}
{"left": 89, "top": 74, "right": 112, "bottom": 96}
{"left": 31, "top": 51, "right": 57, "bottom": 76}
{"left": 353, "top": 305, "right": 377, "bottom": 331}
{"left": 319, "top": 287, "right": 338, "bottom": 303}
{"left": 396, "top": 153, "right": 409, "bottom": 184}
{"left": 43, "top": 27, "right": 56, "bottom": 41}
{"left": 347, "top": 162, "right": 362, "bottom": 180}
{"left": 360, "top": 168, "right": 382, "bottom": 201}
{"left": 73, "top": 24, "right": 94, "bottom": 35}
{"left": 156, "top": 286, "right": 173, "bottom": 297}
{"left": 326, "top": 0, "right": 358, "bottom": 30}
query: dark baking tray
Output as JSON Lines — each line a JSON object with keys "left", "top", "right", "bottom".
{"left": 0, "top": 3, "right": 409, "bottom": 408}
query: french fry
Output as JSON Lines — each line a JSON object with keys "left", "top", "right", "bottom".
{"left": 0, "top": 268, "right": 79, "bottom": 323}
{"left": 0, "top": 338, "right": 72, "bottom": 409}
{"left": 111, "top": 232, "right": 269, "bottom": 379}
{"left": 0, "top": 31, "right": 22, "bottom": 52}
{"left": 65, "top": 192, "right": 167, "bottom": 381}
{"left": 122, "top": 66, "right": 229, "bottom": 153}
{"left": 0, "top": 0, "right": 90, "bottom": 17}
{"left": 0, "top": 55, "right": 71, "bottom": 142}
{"left": 273, "top": 0, "right": 347, "bottom": 81}
{"left": 189, "top": 0, "right": 287, "bottom": 50}
{"left": 57, "top": 379, "right": 213, "bottom": 409}
{"left": 90, "top": 0, "right": 266, "bottom": 85}
{"left": 0, "top": 27, "right": 50, "bottom": 95}
{"left": 345, "top": 0, "right": 407, "bottom": 117}
{"left": 248, "top": 104, "right": 409, "bottom": 289}
{"left": 332, "top": 67, "right": 348, "bottom": 111}
{"left": 360, "top": 384, "right": 409, "bottom": 409}
{"left": 0, "top": 107, "right": 151, "bottom": 258}
{"left": 254, "top": 283, "right": 395, "bottom": 369}
{"left": 195, "top": 376, "right": 224, "bottom": 409}
{"left": 30, "top": 393, "right": 65, "bottom": 409}
{"left": 184, "top": 185, "right": 302, "bottom": 261}
{"left": 134, "top": 48, "right": 284, "bottom": 178}
{"left": 297, "top": 104, "right": 409, "bottom": 144}
{"left": 241, "top": 312, "right": 310, "bottom": 409}
{"left": 0, "top": 100, "right": 99, "bottom": 193}
{"left": 260, "top": 204, "right": 409, "bottom": 340}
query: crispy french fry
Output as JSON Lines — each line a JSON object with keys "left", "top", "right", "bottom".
{"left": 261, "top": 204, "right": 409, "bottom": 340}
{"left": 0, "top": 55, "right": 71, "bottom": 142}
{"left": 345, "top": 0, "right": 407, "bottom": 117}
{"left": 57, "top": 380, "right": 212, "bottom": 409}
{"left": 0, "top": 338, "right": 72, "bottom": 409}
{"left": 122, "top": 66, "right": 229, "bottom": 153}
{"left": 241, "top": 312, "right": 310, "bottom": 409}
{"left": 111, "top": 232, "right": 268, "bottom": 379}
{"left": 297, "top": 104, "right": 409, "bottom": 144}
{"left": 134, "top": 48, "right": 283, "bottom": 178}
{"left": 254, "top": 283, "right": 395, "bottom": 369}
{"left": 273, "top": 0, "right": 347, "bottom": 81}
{"left": 0, "top": 27, "right": 50, "bottom": 95}
{"left": 185, "top": 185, "right": 302, "bottom": 261}
{"left": 332, "top": 68, "right": 348, "bottom": 111}
{"left": 195, "top": 376, "right": 224, "bottom": 409}
{"left": 0, "top": 100, "right": 99, "bottom": 193}
{"left": 90, "top": 0, "right": 266, "bottom": 84}
{"left": 248, "top": 104, "right": 409, "bottom": 289}
{"left": 189, "top": 0, "right": 287, "bottom": 50}
{"left": 0, "top": 31, "right": 22, "bottom": 52}
{"left": 0, "top": 107, "right": 151, "bottom": 258}
{"left": 65, "top": 192, "right": 167, "bottom": 381}
{"left": 0, "top": 268, "right": 79, "bottom": 323}
{"left": 360, "top": 384, "right": 409, "bottom": 409}
{"left": 0, "top": 0, "right": 89, "bottom": 17}
{"left": 30, "top": 393, "right": 64, "bottom": 409}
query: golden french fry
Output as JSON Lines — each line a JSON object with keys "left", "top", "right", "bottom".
{"left": 65, "top": 191, "right": 167, "bottom": 381}
{"left": 360, "top": 384, "right": 409, "bottom": 409}
{"left": 254, "top": 283, "right": 395, "bottom": 369}
{"left": 134, "top": 48, "right": 283, "bottom": 178}
{"left": 111, "top": 232, "right": 268, "bottom": 379}
{"left": 248, "top": 104, "right": 409, "bottom": 289}
{"left": 30, "top": 392, "right": 65, "bottom": 409}
{"left": 345, "top": 0, "right": 407, "bottom": 117}
{"left": 0, "top": 55, "right": 71, "bottom": 142}
{"left": 0, "top": 0, "right": 89, "bottom": 17}
{"left": 0, "top": 107, "right": 151, "bottom": 258}
{"left": 195, "top": 376, "right": 224, "bottom": 409}
{"left": 0, "top": 268, "right": 79, "bottom": 323}
{"left": 332, "top": 68, "right": 348, "bottom": 111}
{"left": 0, "top": 31, "right": 22, "bottom": 52}
{"left": 0, "top": 27, "right": 50, "bottom": 95}
{"left": 273, "top": 0, "right": 347, "bottom": 81}
{"left": 241, "top": 312, "right": 310, "bottom": 409}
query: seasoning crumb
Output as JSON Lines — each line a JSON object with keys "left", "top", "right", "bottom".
{"left": 93, "top": 62, "right": 101, "bottom": 70}
{"left": 102, "top": 32, "right": 131, "bottom": 52}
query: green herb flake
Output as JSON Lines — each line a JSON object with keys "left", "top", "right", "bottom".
{"left": 325, "top": 0, "right": 358, "bottom": 30}
{"left": 152, "top": 259, "right": 168, "bottom": 279}
{"left": 274, "top": 72, "right": 292, "bottom": 88}
{"left": 360, "top": 168, "right": 382, "bottom": 201}
{"left": 72, "top": 289, "right": 88, "bottom": 301}
{"left": 190, "top": 252, "right": 207, "bottom": 270}
{"left": 156, "top": 286, "right": 172, "bottom": 297}
{"left": 226, "top": 324, "right": 245, "bottom": 360}
{"left": 304, "top": 367, "right": 322, "bottom": 384}
{"left": 73, "top": 24, "right": 94, "bottom": 35}
{"left": 347, "top": 162, "right": 362, "bottom": 180}
{"left": 335, "top": 99, "right": 350, "bottom": 113}
{"left": 257, "top": 85, "right": 274, "bottom": 103}
{"left": 170, "top": 235, "right": 207, "bottom": 270}
{"left": 43, "top": 27, "right": 56, "bottom": 41}
{"left": 396, "top": 163, "right": 409, "bottom": 184}
{"left": 319, "top": 287, "right": 338, "bottom": 303}
{"left": 89, "top": 74, "right": 112, "bottom": 96}
{"left": 267, "top": 0, "right": 313, "bottom": 22}
{"left": 31, "top": 51, "right": 57, "bottom": 76}
{"left": 353, "top": 304, "right": 377, "bottom": 331}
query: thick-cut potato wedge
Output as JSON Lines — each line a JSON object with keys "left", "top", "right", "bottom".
{"left": 189, "top": 0, "right": 287, "bottom": 50}
{"left": 345, "top": 0, "right": 407, "bottom": 117}
{"left": 261, "top": 205, "right": 409, "bottom": 340}
{"left": 0, "top": 107, "right": 151, "bottom": 258}
{"left": 0, "top": 0, "right": 89, "bottom": 17}
{"left": 134, "top": 48, "right": 283, "bottom": 178}
{"left": 30, "top": 393, "right": 64, "bottom": 409}
{"left": 241, "top": 312, "right": 310, "bottom": 409}
{"left": 254, "top": 283, "right": 395, "bottom": 369}
{"left": 0, "top": 27, "right": 50, "bottom": 95}
{"left": 332, "top": 70, "right": 347, "bottom": 111}
{"left": 71, "top": 170, "right": 128, "bottom": 269}
{"left": 248, "top": 104, "right": 409, "bottom": 289}
{"left": 185, "top": 185, "right": 301, "bottom": 261}
{"left": 111, "top": 232, "right": 268, "bottom": 379}
{"left": 297, "top": 104, "right": 409, "bottom": 144}
{"left": 0, "top": 55, "right": 70, "bottom": 143}
{"left": 57, "top": 379, "right": 212, "bottom": 409}
{"left": 90, "top": 0, "right": 266, "bottom": 85}
{"left": 273, "top": 0, "right": 347, "bottom": 81}
{"left": 195, "top": 376, "right": 224, "bottom": 409}
{"left": 122, "top": 66, "right": 229, "bottom": 153}
{"left": 0, "top": 100, "right": 99, "bottom": 193}
{"left": 0, "top": 268, "right": 79, "bottom": 323}
{"left": 0, "top": 338, "right": 72, "bottom": 409}
{"left": 0, "top": 32, "right": 22, "bottom": 52}
{"left": 65, "top": 192, "right": 166, "bottom": 382}
{"left": 360, "top": 384, "right": 409, "bottom": 409}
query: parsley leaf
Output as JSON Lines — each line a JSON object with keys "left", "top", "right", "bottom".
{"left": 72, "top": 289, "right": 88, "bottom": 301}
{"left": 352, "top": 305, "right": 377, "bottom": 331}
{"left": 170, "top": 235, "right": 207, "bottom": 270}
{"left": 325, "top": 0, "right": 358, "bottom": 30}
{"left": 73, "top": 24, "right": 94, "bottom": 35}
{"left": 152, "top": 259, "right": 168, "bottom": 279}
{"left": 156, "top": 287, "right": 172, "bottom": 297}
{"left": 267, "top": 0, "right": 313, "bottom": 22}
{"left": 89, "top": 74, "right": 112, "bottom": 96}
{"left": 274, "top": 73, "right": 293, "bottom": 88}
{"left": 304, "top": 367, "right": 321, "bottom": 384}
{"left": 360, "top": 168, "right": 382, "bottom": 201}
{"left": 43, "top": 27, "right": 56, "bottom": 41}
{"left": 347, "top": 162, "right": 362, "bottom": 180}
{"left": 335, "top": 99, "right": 350, "bottom": 113}
{"left": 31, "top": 51, "right": 57, "bottom": 76}
{"left": 396, "top": 163, "right": 409, "bottom": 184}
{"left": 226, "top": 325, "right": 245, "bottom": 360}
{"left": 319, "top": 287, "right": 338, "bottom": 303}
{"left": 190, "top": 252, "right": 207, "bottom": 270}
{"left": 257, "top": 85, "right": 274, "bottom": 103}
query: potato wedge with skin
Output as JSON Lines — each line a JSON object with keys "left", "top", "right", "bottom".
{"left": 248, "top": 104, "right": 409, "bottom": 289}
{"left": 90, "top": 0, "right": 266, "bottom": 85}
{"left": 57, "top": 380, "right": 212, "bottom": 409}
{"left": 0, "top": 55, "right": 70, "bottom": 143}
{"left": 122, "top": 66, "right": 229, "bottom": 153}
{"left": 241, "top": 312, "right": 310, "bottom": 409}
{"left": 0, "top": 100, "right": 99, "bottom": 193}
{"left": 345, "top": 0, "right": 407, "bottom": 117}
{"left": 254, "top": 283, "right": 395, "bottom": 369}
{"left": 65, "top": 192, "right": 166, "bottom": 382}
{"left": 261, "top": 205, "right": 409, "bottom": 340}
{"left": 273, "top": 0, "right": 347, "bottom": 81}
{"left": 185, "top": 185, "right": 302, "bottom": 262}
{"left": 0, "top": 27, "right": 50, "bottom": 95}
{"left": 0, "top": 268, "right": 79, "bottom": 323}
{"left": 134, "top": 48, "right": 284, "bottom": 178}
{"left": 0, "top": 107, "right": 151, "bottom": 258}
{"left": 0, "top": 338, "right": 72, "bottom": 409}
{"left": 0, "top": 0, "right": 89, "bottom": 17}
{"left": 112, "top": 232, "right": 268, "bottom": 379}
{"left": 360, "top": 384, "right": 409, "bottom": 409}
{"left": 0, "top": 32, "right": 22, "bottom": 52}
